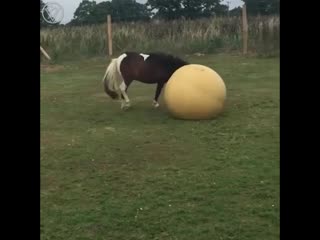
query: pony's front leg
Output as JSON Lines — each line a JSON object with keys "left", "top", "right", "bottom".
{"left": 119, "top": 82, "right": 131, "bottom": 110}
{"left": 153, "top": 83, "right": 164, "bottom": 108}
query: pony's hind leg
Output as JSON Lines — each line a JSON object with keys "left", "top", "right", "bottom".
{"left": 120, "top": 79, "right": 132, "bottom": 100}
{"left": 119, "top": 81, "right": 131, "bottom": 110}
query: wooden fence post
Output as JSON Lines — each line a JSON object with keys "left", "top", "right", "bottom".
{"left": 259, "top": 21, "right": 263, "bottom": 43}
{"left": 242, "top": 4, "right": 248, "bottom": 55}
{"left": 40, "top": 46, "right": 51, "bottom": 60}
{"left": 268, "top": 17, "right": 274, "bottom": 41}
{"left": 107, "top": 15, "right": 113, "bottom": 56}
{"left": 268, "top": 17, "right": 275, "bottom": 51}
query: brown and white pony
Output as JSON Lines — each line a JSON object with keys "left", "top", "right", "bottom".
{"left": 102, "top": 51, "right": 189, "bottom": 109}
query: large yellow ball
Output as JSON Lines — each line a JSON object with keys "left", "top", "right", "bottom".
{"left": 164, "top": 64, "right": 227, "bottom": 120}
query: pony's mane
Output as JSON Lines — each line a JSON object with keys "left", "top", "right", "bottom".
{"left": 143, "top": 52, "right": 189, "bottom": 75}
{"left": 123, "top": 51, "right": 188, "bottom": 66}
{"left": 147, "top": 52, "right": 189, "bottom": 66}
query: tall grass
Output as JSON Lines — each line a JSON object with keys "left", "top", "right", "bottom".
{"left": 40, "top": 16, "right": 279, "bottom": 61}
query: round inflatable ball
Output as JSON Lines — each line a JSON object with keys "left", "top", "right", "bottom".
{"left": 164, "top": 64, "right": 226, "bottom": 120}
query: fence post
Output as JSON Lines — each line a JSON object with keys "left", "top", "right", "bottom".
{"left": 40, "top": 46, "right": 51, "bottom": 60}
{"left": 269, "top": 17, "right": 275, "bottom": 52}
{"left": 259, "top": 21, "right": 263, "bottom": 43}
{"left": 242, "top": 4, "right": 248, "bottom": 55}
{"left": 268, "top": 17, "right": 274, "bottom": 40}
{"left": 107, "top": 15, "right": 113, "bottom": 56}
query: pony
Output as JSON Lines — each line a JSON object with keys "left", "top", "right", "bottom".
{"left": 102, "top": 51, "right": 189, "bottom": 109}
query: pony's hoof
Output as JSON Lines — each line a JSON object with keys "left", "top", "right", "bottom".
{"left": 121, "top": 105, "right": 130, "bottom": 110}
{"left": 121, "top": 102, "right": 131, "bottom": 110}
{"left": 152, "top": 101, "right": 160, "bottom": 108}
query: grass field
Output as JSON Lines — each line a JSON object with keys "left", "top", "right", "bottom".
{"left": 41, "top": 54, "right": 279, "bottom": 240}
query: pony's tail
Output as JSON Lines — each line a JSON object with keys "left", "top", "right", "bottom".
{"left": 102, "top": 58, "right": 123, "bottom": 99}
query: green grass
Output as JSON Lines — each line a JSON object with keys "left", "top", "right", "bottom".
{"left": 41, "top": 54, "right": 279, "bottom": 240}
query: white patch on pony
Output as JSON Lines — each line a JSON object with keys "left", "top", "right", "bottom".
{"left": 140, "top": 53, "right": 150, "bottom": 61}
{"left": 117, "top": 53, "right": 127, "bottom": 75}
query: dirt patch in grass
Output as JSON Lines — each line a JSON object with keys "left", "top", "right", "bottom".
{"left": 41, "top": 64, "right": 65, "bottom": 73}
